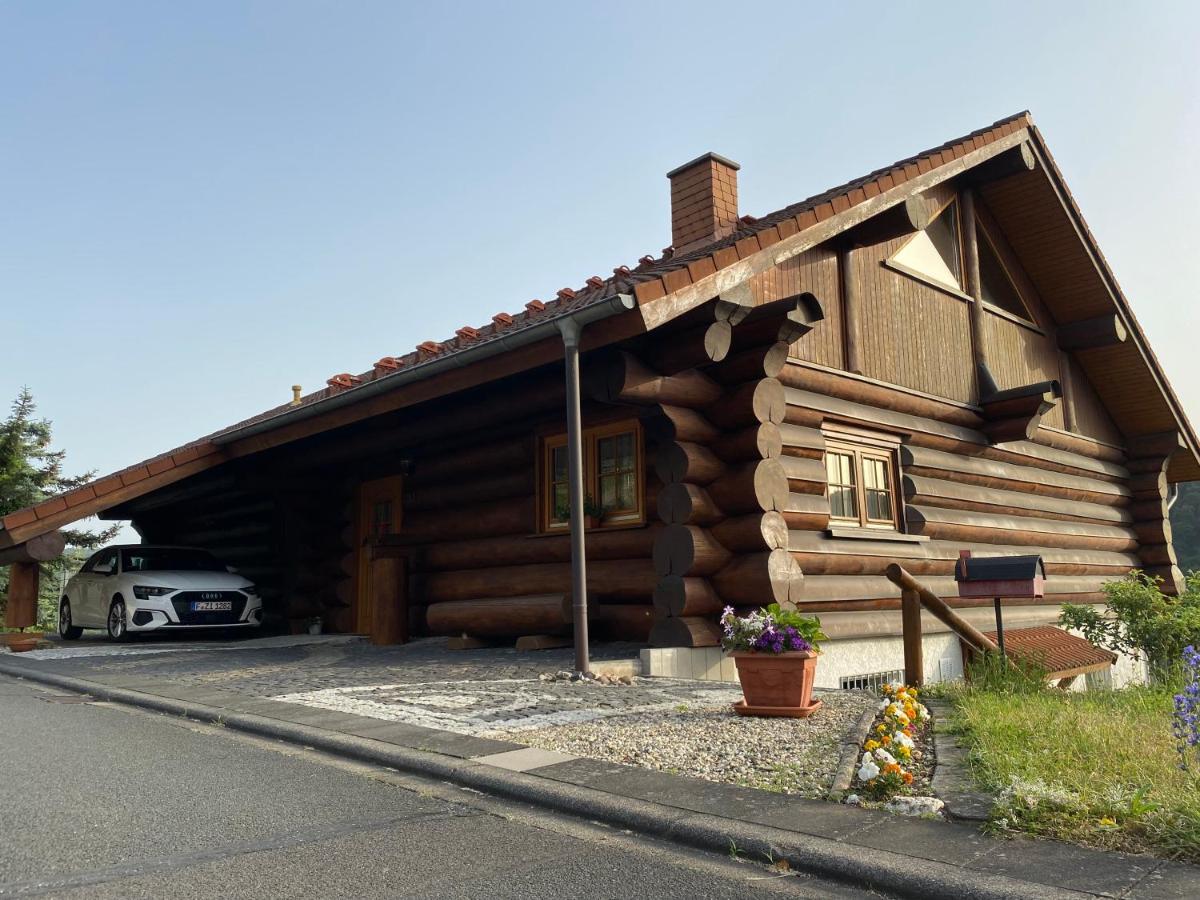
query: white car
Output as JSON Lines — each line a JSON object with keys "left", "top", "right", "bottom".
{"left": 60, "top": 545, "right": 263, "bottom": 641}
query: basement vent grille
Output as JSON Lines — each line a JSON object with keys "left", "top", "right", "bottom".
{"left": 840, "top": 669, "right": 904, "bottom": 692}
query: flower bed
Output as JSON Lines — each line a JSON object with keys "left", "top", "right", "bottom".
{"left": 854, "top": 683, "right": 932, "bottom": 801}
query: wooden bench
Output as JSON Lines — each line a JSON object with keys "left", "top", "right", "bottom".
{"left": 965, "top": 625, "right": 1117, "bottom": 688}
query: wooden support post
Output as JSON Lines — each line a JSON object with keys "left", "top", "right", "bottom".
{"left": 960, "top": 188, "right": 988, "bottom": 398}
{"left": 885, "top": 563, "right": 1000, "bottom": 655}
{"left": 368, "top": 551, "right": 408, "bottom": 645}
{"left": 901, "top": 588, "right": 924, "bottom": 687}
{"left": 4, "top": 561, "right": 39, "bottom": 630}
{"left": 1058, "top": 352, "right": 1078, "bottom": 433}
{"left": 839, "top": 245, "right": 862, "bottom": 375}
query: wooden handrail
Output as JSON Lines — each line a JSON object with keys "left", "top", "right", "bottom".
{"left": 885, "top": 563, "right": 1002, "bottom": 685}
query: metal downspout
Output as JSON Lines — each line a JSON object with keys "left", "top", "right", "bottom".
{"left": 557, "top": 317, "right": 590, "bottom": 675}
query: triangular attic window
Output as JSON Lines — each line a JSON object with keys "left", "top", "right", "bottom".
{"left": 979, "top": 233, "right": 1034, "bottom": 321}
{"left": 890, "top": 200, "right": 963, "bottom": 292}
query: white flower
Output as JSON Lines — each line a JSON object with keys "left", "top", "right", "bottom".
{"left": 857, "top": 758, "right": 880, "bottom": 781}
{"left": 893, "top": 731, "right": 914, "bottom": 750}
{"left": 873, "top": 747, "right": 897, "bottom": 766}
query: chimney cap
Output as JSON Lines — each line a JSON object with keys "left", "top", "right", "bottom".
{"left": 666, "top": 152, "right": 741, "bottom": 179}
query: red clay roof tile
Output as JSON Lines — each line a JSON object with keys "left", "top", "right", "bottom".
{"left": 120, "top": 467, "right": 150, "bottom": 487}
{"left": 4, "top": 508, "right": 36, "bottom": 529}
{"left": 146, "top": 456, "right": 174, "bottom": 476}
{"left": 64, "top": 485, "right": 97, "bottom": 508}
{"left": 36, "top": 497, "right": 67, "bottom": 517}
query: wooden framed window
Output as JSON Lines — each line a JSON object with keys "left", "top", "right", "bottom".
{"left": 540, "top": 420, "right": 644, "bottom": 532}
{"left": 545, "top": 436, "right": 571, "bottom": 529}
{"left": 823, "top": 428, "right": 902, "bottom": 532}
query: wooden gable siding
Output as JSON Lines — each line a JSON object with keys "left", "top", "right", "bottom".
{"left": 746, "top": 248, "right": 843, "bottom": 369}
{"left": 980, "top": 313, "right": 1065, "bottom": 429}
{"left": 978, "top": 163, "right": 1187, "bottom": 456}
{"left": 733, "top": 179, "right": 1131, "bottom": 447}
{"left": 1066, "top": 359, "right": 1123, "bottom": 446}
{"left": 852, "top": 234, "right": 976, "bottom": 402}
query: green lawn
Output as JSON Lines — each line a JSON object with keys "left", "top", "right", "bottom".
{"left": 949, "top": 686, "right": 1200, "bottom": 862}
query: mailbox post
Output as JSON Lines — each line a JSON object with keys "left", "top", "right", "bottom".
{"left": 954, "top": 551, "right": 1046, "bottom": 657}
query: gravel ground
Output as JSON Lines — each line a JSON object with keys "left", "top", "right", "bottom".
{"left": 494, "top": 688, "right": 877, "bottom": 797}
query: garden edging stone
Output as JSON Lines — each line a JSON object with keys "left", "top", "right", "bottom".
{"left": 827, "top": 704, "right": 878, "bottom": 799}
{"left": 927, "top": 699, "right": 995, "bottom": 823}
{"left": 0, "top": 655, "right": 1187, "bottom": 900}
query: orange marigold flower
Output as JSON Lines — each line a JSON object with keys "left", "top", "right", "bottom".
{"left": 903, "top": 772, "right": 914, "bottom": 784}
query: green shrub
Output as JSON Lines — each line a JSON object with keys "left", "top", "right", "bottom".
{"left": 1059, "top": 571, "right": 1200, "bottom": 682}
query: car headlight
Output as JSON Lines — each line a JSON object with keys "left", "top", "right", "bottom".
{"left": 133, "top": 585, "right": 176, "bottom": 600}
{"left": 242, "top": 585, "right": 259, "bottom": 597}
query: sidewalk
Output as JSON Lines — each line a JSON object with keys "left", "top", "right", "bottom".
{"left": 1, "top": 648, "right": 1195, "bottom": 899}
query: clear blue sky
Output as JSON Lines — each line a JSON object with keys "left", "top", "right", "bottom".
{"left": 2, "top": 1, "right": 1198, "bottom": 529}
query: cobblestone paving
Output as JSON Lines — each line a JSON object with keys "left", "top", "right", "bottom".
{"left": 275, "top": 677, "right": 744, "bottom": 735}
{"left": 16, "top": 635, "right": 869, "bottom": 792}
{"left": 16, "top": 636, "right": 745, "bottom": 734}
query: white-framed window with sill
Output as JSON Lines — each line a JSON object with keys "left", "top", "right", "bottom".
{"left": 822, "top": 426, "right": 904, "bottom": 535}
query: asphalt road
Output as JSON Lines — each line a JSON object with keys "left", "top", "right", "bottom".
{"left": 0, "top": 674, "right": 881, "bottom": 899}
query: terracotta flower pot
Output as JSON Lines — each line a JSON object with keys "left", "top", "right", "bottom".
{"left": 730, "top": 650, "right": 822, "bottom": 718}
{"left": 7, "top": 636, "right": 40, "bottom": 653}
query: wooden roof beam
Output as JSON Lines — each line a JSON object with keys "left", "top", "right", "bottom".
{"left": 1056, "top": 314, "right": 1128, "bottom": 351}
{"left": 838, "top": 196, "right": 930, "bottom": 248}
{"left": 958, "top": 141, "right": 1037, "bottom": 188}
{"left": 0, "top": 531, "right": 66, "bottom": 566}
{"left": 979, "top": 376, "right": 1062, "bottom": 444}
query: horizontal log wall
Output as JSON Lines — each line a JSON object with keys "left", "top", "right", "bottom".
{"left": 782, "top": 369, "right": 1149, "bottom": 611}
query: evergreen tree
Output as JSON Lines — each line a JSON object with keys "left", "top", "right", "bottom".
{"left": 0, "top": 388, "right": 119, "bottom": 628}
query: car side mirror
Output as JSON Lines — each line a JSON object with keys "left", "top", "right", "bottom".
{"left": 226, "top": 565, "right": 238, "bottom": 574}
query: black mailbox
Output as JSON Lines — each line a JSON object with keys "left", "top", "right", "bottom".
{"left": 954, "top": 552, "right": 1046, "bottom": 599}
{"left": 954, "top": 550, "right": 1046, "bottom": 656}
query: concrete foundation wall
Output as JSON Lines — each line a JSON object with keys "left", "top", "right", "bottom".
{"left": 641, "top": 630, "right": 1146, "bottom": 690}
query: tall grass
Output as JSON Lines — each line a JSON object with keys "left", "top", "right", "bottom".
{"left": 946, "top": 659, "right": 1200, "bottom": 862}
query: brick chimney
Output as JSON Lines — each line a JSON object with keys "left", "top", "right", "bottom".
{"left": 666, "top": 152, "right": 740, "bottom": 252}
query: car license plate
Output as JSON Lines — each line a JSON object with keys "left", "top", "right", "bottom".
{"left": 191, "top": 601, "right": 232, "bottom": 611}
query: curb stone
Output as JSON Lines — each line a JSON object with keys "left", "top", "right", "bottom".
{"left": 927, "top": 700, "right": 994, "bottom": 823}
{"left": 0, "top": 658, "right": 1151, "bottom": 900}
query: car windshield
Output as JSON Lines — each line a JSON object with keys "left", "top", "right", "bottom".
{"left": 121, "top": 548, "right": 226, "bottom": 573}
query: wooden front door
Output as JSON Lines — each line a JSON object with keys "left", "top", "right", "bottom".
{"left": 356, "top": 475, "right": 404, "bottom": 634}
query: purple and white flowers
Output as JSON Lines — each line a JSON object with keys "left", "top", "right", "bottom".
{"left": 719, "top": 603, "right": 826, "bottom": 654}
{"left": 1172, "top": 644, "right": 1200, "bottom": 770}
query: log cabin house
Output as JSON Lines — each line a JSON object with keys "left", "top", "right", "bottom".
{"left": 4, "top": 111, "right": 1196, "bottom": 686}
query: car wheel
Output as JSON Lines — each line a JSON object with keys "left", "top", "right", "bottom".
{"left": 59, "top": 598, "right": 83, "bottom": 640}
{"left": 107, "top": 598, "right": 130, "bottom": 642}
